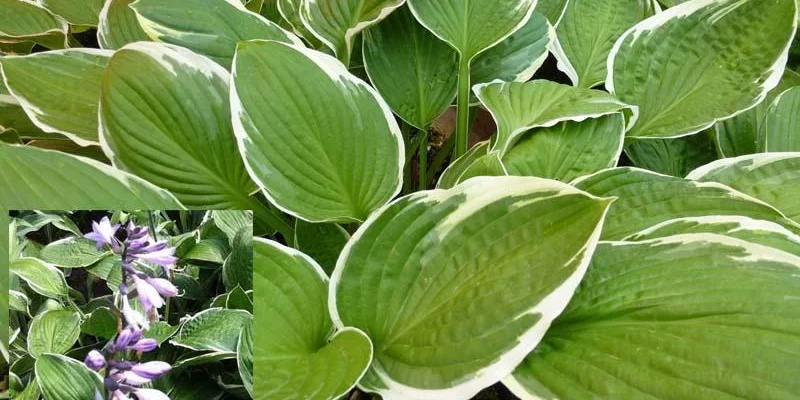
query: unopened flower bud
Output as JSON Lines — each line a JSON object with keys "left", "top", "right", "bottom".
{"left": 84, "top": 350, "right": 106, "bottom": 371}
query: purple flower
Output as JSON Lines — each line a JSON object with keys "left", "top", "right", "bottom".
{"left": 145, "top": 278, "right": 179, "bottom": 298}
{"left": 121, "top": 296, "right": 148, "bottom": 330}
{"left": 130, "top": 338, "right": 158, "bottom": 352}
{"left": 84, "top": 350, "right": 106, "bottom": 371}
{"left": 84, "top": 217, "right": 120, "bottom": 251}
{"left": 133, "top": 388, "right": 170, "bottom": 400}
{"left": 114, "top": 326, "right": 142, "bottom": 350}
{"left": 132, "top": 244, "right": 177, "bottom": 267}
{"left": 120, "top": 370, "right": 152, "bottom": 386}
{"left": 132, "top": 275, "right": 165, "bottom": 311}
{"left": 130, "top": 361, "right": 171, "bottom": 380}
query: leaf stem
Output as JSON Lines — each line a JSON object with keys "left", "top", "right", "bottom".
{"left": 455, "top": 55, "right": 471, "bottom": 158}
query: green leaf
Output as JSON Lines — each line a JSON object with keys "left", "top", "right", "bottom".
{"left": 300, "top": 0, "right": 404, "bottom": 64}
{"left": 476, "top": 80, "right": 632, "bottom": 156}
{"left": 437, "top": 141, "right": 492, "bottom": 189}
{"left": 97, "top": 0, "right": 149, "bottom": 49}
{"left": 223, "top": 228, "right": 253, "bottom": 291}
{"left": 624, "top": 131, "right": 718, "bottom": 177}
{"left": 765, "top": 87, "right": 800, "bottom": 151}
{"left": 9, "top": 258, "right": 68, "bottom": 300}
{"left": 687, "top": 153, "right": 800, "bottom": 223}
{"left": 276, "top": 0, "right": 320, "bottom": 45}
{"left": 553, "top": 0, "right": 657, "bottom": 88}
{"left": 362, "top": 5, "right": 458, "bottom": 129}
{"left": 535, "top": 0, "right": 569, "bottom": 25}
{"left": 87, "top": 255, "right": 122, "bottom": 290}
{"left": 254, "top": 238, "right": 372, "bottom": 400}
{"left": 40, "top": 0, "right": 104, "bottom": 26}
{"left": 504, "top": 113, "right": 626, "bottom": 182}
{"left": 294, "top": 219, "right": 350, "bottom": 276}
{"left": 507, "top": 234, "right": 800, "bottom": 400}
{"left": 237, "top": 319, "right": 253, "bottom": 398}
{"left": 39, "top": 237, "right": 107, "bottom": 268}
{"left": 0, "top": 0, "right": 67, "bottom": 46}
{"left": 0, "top": 213, "right": 7, "bottom": 346}
{"left": 144, "top": 321, "right": 180, "bottom": 344}
{"left": 626, "top": 215, "right": 800, "bottom": 257}
{"left": 171, "top": 308, "right": 252, "bottom": 353}
{"left": 573, "top": 167, "right": 800, "bottom": 240}
{"left": 130, "top": 0, "right": 301, "bottom": 68}
{"left": 608, "top": 0, "right": 798, "bottom": 139}
{"left": 28, "top": 310, "right": 81, "bottom": 358}
{"left": 331, "top": 176, "right": 613, "bottom": 398}
{"left": 470, "top": 11, "right": 554, "bottom": 90}
{"left": 100, "top": 42, "right": 260, "bottom": 215}
{"left": 211, "top": 210, "right": 253, "bottom": 243}
{"left": 0, "top": 49, "right": 111, "bottom": 146}
{"left": 0, "top": 144, "right": 183, "bottom": 209}
{"left": 407, "top": 0, "right": 536, "bottom": 61}
{"left": 9, "top": 290, "right": 29, "bottom": 313}
{"left": 231, "top": 40, "right": 403, "bottom": 222}
{"left": 449, "top": 151, "right": 507, "bottom": 184}
{"left": 714, "top": 69, "right": 800, "bottom": 156}
{"left": 81, "top": 306, "right": 117, "bottom": 339}
{"left": 35, "top": 354, "right": 103, "bottom": 400}
{"left": 225, "top": 285, "right": 253, "bottom": 312}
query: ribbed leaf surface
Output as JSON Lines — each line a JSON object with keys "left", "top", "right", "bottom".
{"left": 765, "top": 87, "right": 800, "bottom": 151}
{"left": 97, "top": 0, "right": 149, "bottom": 50}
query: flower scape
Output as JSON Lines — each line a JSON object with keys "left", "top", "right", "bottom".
{"left": 1, "top": 0, "right": 800, "bottom": 400}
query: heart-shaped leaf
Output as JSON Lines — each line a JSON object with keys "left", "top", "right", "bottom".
{"left": 0, "top": 0, "right": 67, "bottom": 47}
{"left": 254, "top": 238, "right": 372, "bottom": 400}
{"left": 35, "top": 354, "right": 103, "bottom": 400}
{"left": 39, "top": 237, "right": 107, "bottom": 268}
{"left": 9, "top": 258, "right": 68, "bottom": 300}
{"left": 687, "top": 153, "right": 800, "bottom": 223}
{"left": 503, "top": 113, "right": 626, "bottom": 182}
{"left": 331, "top": 176, "right": 613, "bottom": 399}
{"left": 0, "top": 144, "right": 183, "bottom": 209}
{"left": 100, "top": 42, "right": 261, "bottom": 215}
{"left": 363, "top": 5, "right": 458, "bottom": 129}
{"left": 0, "top": 49, "right": 111, "bottom": 146}
{"left": 27, "top": 310, "right": 81, "bottom": 358}
{"left": 97, "top": 0, "right": 149, "bottom": 49}
{"left": 40, "top": 0, "right": 104, "bottom": 26}
{"left": 300, "top": 0, "right": 404, "bottom": 65}
{"left": 171, "top": 308, "right": 252, "bottom": 353}
{"left": 573, "top": 167, "right": 800, "bottom": 240}
{"left": 130, "top": 0, "right": 301, "bottom": 67}
{"left": 764, "top": 87, "right": 800, "bottom": 151}
{"left": 608, "top": 0, "right": 798, "bottom": 139}
{"left": 507, "top": 233, "right": 800, "bottom": 400}
{"left": 231, "top": 40, "right": 404, "bottom": 222}
{"left": 552, "top": 0, "right": 657, "bottom": 88}
{"left": 476, "top": 80, "right": 632, "bottom": 156}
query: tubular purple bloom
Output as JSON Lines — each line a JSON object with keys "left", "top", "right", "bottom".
{"left": 145, "top": 277, "right": 178, "bottom": 298}
{"left": 114, "top": 326, "right": 142, "bottom": 349}
{"left": 130, "top": 338, "right": 158, "bottom": 352}
{"left": 84, "top": 350, "right": 106, "bottom": 371}
{"left": 132, "top": 275, "right": 165, "bottom": 311}
{"left": 120, "top": 370, "right": 152, "bottom": 386}
{"left": 84, "top": 216, "right": 120, "bottom": 250}
{"left": 133, "top": 245, "right": 178, "bottom": 267}
{"left": 131, "top": 361, "right": 171, "bottom": 380}
{"left": 133, "top": 388, "right": 170, "bottom": 400}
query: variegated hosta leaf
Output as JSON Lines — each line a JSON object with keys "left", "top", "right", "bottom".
{"left": 131, "top": 0, "right": 301, "bottom": 68}
{"left": 301, "top": 0, "right": 405, "bottom": 65}
{"left": 475, "top": 80, "right": 633, "bottom": 156}
{"left": 572, "top": 167, "right": 800, "bottom": 240}
{"left": 407, "top": 0, "right": 536, "bottom": 61}
{"left": 0, "top": 144, "right": 182, "bottom": 209}
{"left": 714, "top": 69, "right": 800, "bottom": 156}
{"left": 553, "top": 0, "right": 657, "bottom": 88}
{"left": 437, "top": 141, "right": 492, "bottom": 189}
{"left": 764, "top": 87, "right": 800, "bottom": 151}
{"left": 231, "top": 40, "right": 404, "bottom": 223}
{"left": 40, "top": 0, "right": 104, "bottom": 26}
{"left": 253, "top": 238, "right": 372, "bottom": 400}
{"left": 626, "top": 215, "right": 800, "bottom": 257}
{"left": 507, "top": 234, "right": 800, "bottom": 400}
{"left": 608, "top": 0, "right": 798, "bottom": 139}
{"left": 687, "top": 153, "right": 800, "bottom": 223}
{"left": 0, "top": 49, "right": 111, "bottom": 146}
{"left": 36, "top": 354, "right": 104, "bottom": 400}
{"left": 624, "top": 131, "right": 717, "bottom": 177}
{"left": 503, "top": 113, "right": 626, "bottom": 182}
{"left": 97, "top": 0, "right": 149, "bottom": 50}
{"left": 535, "top": 0, "right": 569, "bottom": 25}
{"left": 362, "top": 5, "right": 458, "bottom": 129}
{"left": 331, "top": 176, "right": 614, "bottom": 400}
{"left": 277, "top": 0, "right": 318, "bottom": 42}
{"left": 0, "top": 0, "right": 67, "bottom": 48}
{"left": 470, "top": 11, "right": 554, "bottom": 90}
{"left": 100, "top": 42, "right": 259, "bottom": 214}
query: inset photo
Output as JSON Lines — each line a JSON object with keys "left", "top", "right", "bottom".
{"left": 6, "top": 210, "right": 253, "bottom": 400}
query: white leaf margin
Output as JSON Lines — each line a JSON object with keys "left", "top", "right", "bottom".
{"left": 328, "top": 176, "right": 615, "bottom": 400}
{"left": 0, "top": 0, "right": 69, "bottom": 46}
{"left": 605, "top": 0, "right": 798, "bottom": 140}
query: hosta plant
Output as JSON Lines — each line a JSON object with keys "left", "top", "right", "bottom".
{"left": 1, "top": 0, "right": 800, "bottom": 399}
{"left": 4, "top": 210, "right": 253, "bottom": 399}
